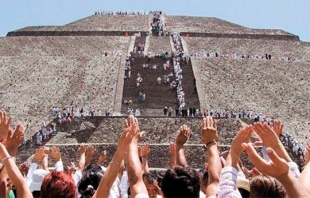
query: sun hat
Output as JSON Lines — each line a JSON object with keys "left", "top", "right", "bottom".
{"left": 28, "top": 169, "right": 50, "bottom": 192}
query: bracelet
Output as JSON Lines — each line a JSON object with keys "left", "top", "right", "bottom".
{"left": 1, "top": 156, "right": 12, "bottom": 164}
{"left": 206, "top": 140, "right": 217, "bottom": 147}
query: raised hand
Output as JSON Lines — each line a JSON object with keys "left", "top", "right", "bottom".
{"left": 98, "top": 150, "right": 107, "bottom": 165}
{"left": 85, "top": 145, "right": 96, "bottom": 166}
{"left": 201, "top": 117, "right": 218, "bottom": 145}
{"left": 86, "top": 145, "right": 96, "bottom": 157}
{"left": 174, "top": 125, "right": 191, "bottom": 168}
{"left": 119, "top": 115, "right": 140, "bottom": 147}
{"left": 18, "top": 162, "right": 30, "bottom": 177}
{"left": 79, "top": 143, "right": 87, "bottom": 155}
{"left": 176, "top": 125, "right": 191, "bottom": 145}
{"left": 0, "top": 111, "right": 12, "bottom": 139}
{"left": 243, "top": 143, "right": 289, "bottom": 179}
{"left": 33, "top": 147, "right": 45, "bottom": 163}
{"left": 230, "top": 126, "right": 253, "bottom": 157}
{"left": 5, "top": 124, "right": 25, "bottom": 155}
{"left": 67, "top": 162, "right": 77, "bottom": 174}
{"left": 51, "top": 146, "right": 62, "bottom": 161}
{"left": 140, "top": 143, "right": 150, "bottom": 157}
{"left": 272, "top": 120, "right": 284, "bottom": 137}
{"left": 252, "top": 122, "right": 281, "bottom": 148}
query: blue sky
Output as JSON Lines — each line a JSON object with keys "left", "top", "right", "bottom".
{"left": 1, "top": 0, "right": 309, "bottom": 41}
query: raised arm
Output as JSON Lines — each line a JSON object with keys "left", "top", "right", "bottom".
{"left": 299, "top": 136, "right": 310, "bottom": 194}
{"left": 217, "top": 125, "right": 252, "bottom": 198}
{"left": 252, "top": 122, "right": 300, "bottom": 178}
{"left": 93, "top": 115, "right": 138, "bottom": 198}
{"left": 85, "top": 145, "right": 96, "bottom": 166}
{"left": 175, "top": 125, "right": 191, "bottom": 167}
{"left": 253, "top": 122, "right": 292, "bottom": 162}
{"left": 168, "top": 142, "right": 176, "bottom": 168}
{"left": 26, "top": 148, "right": 44, "bottom": 182}
{"left": 97, "top": 150, "right": 107, "bottom": 166}
{"left": 77, "top": 144, "right": 86, "bottom": 172}
{"left": 140, "top": 143, "right": 150, "bottom": 173}
{"left": 243, "top": 143, "right": 310, "bottom": 198}
{"left": 126, "top": 116, "right": 148, "bottom": 197}
{"left": 0, "top": 111, "right": 12, "bottom": 139}
{"left": 0, "top": 121, "right": 25, "bottom": 198}
{"left": 51, "top": 146, "right": 63, "bottom": 171}
{"left": 70, "top": 144, "right": 86, "bottom": 185}
{"left": 0, "top": 142, "right": 33, "bottom": 198}
{"left": 201, "top": 117, "right": 221, "bottom": 197}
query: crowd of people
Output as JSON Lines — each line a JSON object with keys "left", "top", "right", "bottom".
{"left": 93, "top": 10, "right": 164, "bottom": 16}
{"left": 124, "top": 58, "right": 132, "bottom": 80}
{"left": 101, "top": 50, "right": 123, "bottom": 59}
{"left": 189, "top": 50, "right": 310, "bottom": 63}
{"left": 151, "top": 11, "right": 164, "bottom": 36}
{"left": 35, "top": 122, "right": 55, "bottom": 146}
{"left": 51, "top": 105, "right": 112, "bottom": 119}
{"left": 171, "top": 32, "right": 186, "bottom": 110}
{"left": 94, "top": 11, "right": 147, "bottom": 16}
{"left": 133, "top": 43, "right": 145, "bottom": 56}
{"left": 1, "top": 110, "right": 310, "bottom": 198}
{"left": 162, "top": 107, "right": 272, "bottom": 121}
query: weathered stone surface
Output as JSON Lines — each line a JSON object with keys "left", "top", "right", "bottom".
{"left": 2, "top": 13, "right": 307, "bottom": 171}
{"left": 165, "top": 16, "right": 295, "bottom": 37}
{"left": 51, "top": 117, "right": 243, "bottom": 145}
{"left": 192, "top": 57, "right": 310, "bottom": 145}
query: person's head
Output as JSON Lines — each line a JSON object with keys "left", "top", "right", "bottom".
{"left": 250, "top": 175, "right": 286, "bottom": 198}
{"left": 143, "top": 172, "right": 161, "bottom": 198}
{"left": 78, "top": 165, "right": 104, "bottom": 198}
{"left": 28, "top": 169, "right": 50, "bottom": 193}
{"left": 41, "top": 170, "right": 77, "bottom": 198}
{"left": 161, "top": 166, "right": 200, "bottom": 198}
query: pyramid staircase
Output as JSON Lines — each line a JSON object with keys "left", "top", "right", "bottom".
{"left": 122, "top": 31, "right": 200, "bottom": 116}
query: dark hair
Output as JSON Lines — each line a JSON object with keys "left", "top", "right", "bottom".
{"left": 78, "top": 165, "right": 104, "bottom": 198}
{"left": 161, "top": 166, "right": 200, "bottom": 198}
{"left": 250, "top": 175, "right": 285, "bottom": 198}
{"left": 41, "top": 170, "right": 77, "bottom": 198}
{"left": 238, "top": 188, "right": 250, "bottom": 198}
{"left": 154, "top": 170, "right": 165, "bottom": 187}
{"left": 143, "top": 172, "right": 155, "bottom": 184}
{"left": 32, "top": 191, "right": 40, "bottom": 198}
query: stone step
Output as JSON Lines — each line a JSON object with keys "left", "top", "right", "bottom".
{"left": 16, "top": 116, "right": 304, "bottom": 170}
{"left": 43, "top": 143, "right": 257, "bottom": 169}
{"left": 59, "top": 117, "right": 244, "bottom": 145}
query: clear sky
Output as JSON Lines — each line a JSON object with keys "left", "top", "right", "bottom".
{"left": 1, "top": 0, "right": 309, "bottom": 41}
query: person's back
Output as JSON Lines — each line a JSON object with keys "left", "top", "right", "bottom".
{"left": 161, "top": 166, "right": 200, "bottom": 198}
